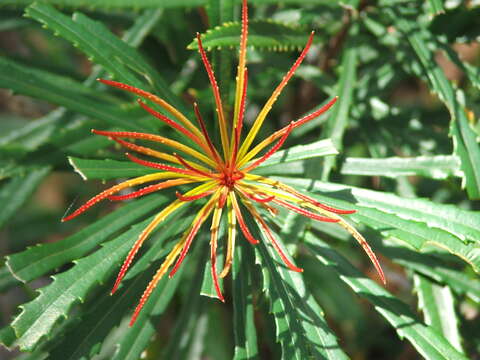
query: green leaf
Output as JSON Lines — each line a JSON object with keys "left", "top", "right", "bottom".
{"left": 0, "top": 326, "right": 17, "bottom": 349}
{"left": 68, "top": 156, "right": 157, "bottom": 181}
{"left": 6, "top": 194, "right": 168, "bottom": 282}
{"left": 25, "top": 3, "right": 185, "bottom": 112}
{"left": 304, "top": 233, "right": 468, "bottom": 360}
{"left": 0, "top": 166, "right": 50, "bottom": 229}
{"left": 278, "top": 177, "right": 480, "bottom": 273}
{"left": 10, "top": 216, "right": 157, "bottom": 351}
{"left": 413, "top": 274, "right": 464, "bottom": 353}
{"left": 250, "top": 216, "right": 349, "bottom": 360}
{"left": 25, "top": 4, "right": 139, "bottom": 88}
{"left": 320, "top": 23, "right": 358, "bottom": 180}
{"left": 111, "top": 263, "right": 184, "bottom": 360}
{"left": 17, "top": 208, "right": 190, "bottom": 356}
{"left": 163, "top": 259, "right": 209, "bottom": 360}
{"left": 207, "top": 0, "right": 235, "bottom": 103}
{"left": 189, "top": 20, "right": 313, "bottom": 51}
{"left": 232, "top": 246, "right": 259, "bottom": 360}
{"left": 200, "top": 235, "right": 224, "bottom": 300}
{"left": 388, "top": 10, "right": 480, "bottom": 199}
{"left": 0, "top": 109, "right": 66, "bottom": 156}
{"left": 7, "top": 0, "right": 206, "bottom": 9}
{"left": 340, "top": 155, "right": 461, "bottom": 179}
{"left": 0, "top": 57, "right": 140, "bottom": 131}
{"left": 0, "top": 8, "right": 163, "bottom": 158}
{"left": 257, "top": 139, "right": 338, "bottom": 169}
{"left": 379, "top": 242, "right": 480, "bottom": 303}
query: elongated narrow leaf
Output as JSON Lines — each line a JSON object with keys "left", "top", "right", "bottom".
{"left": 0, "top": 9, "right": 163, "bottom": 158}
{"left": 0, "top": 166, "right": 50, "bottom": 229}
{"left": 321, "top": 23, "right": 358, "bottom": 180}
{"left": 10, "top": 216, "right": 157, "bottom": 351}
{"left": 413, "top": 274, "right": 464, "bottom": 353}
{"left": 6, "top": 194, "right": 168, "bottom": 282}
{"left": 0, "top": 57, "right": 140, "bottom": 131}
{"left": 189, "top": 20, "right": 312, "bottom": 51}
{"left": 48, "top": 248, "right": 184, "bottom": 360}
{"left": 388, "top": 10, "right": 480, "bottom": 199}
{"left": 278, "top": 177, "right": 480, "bottom": 273}
{"left": 25, "top": 4, "right": 140, "bottom": 89}
{"left": 68, "top": 157, "right": 156, "bottom": 181}
{"left": 341, "top": 155, "right": 461, "bottom": 179}
{"left": 0, "top": 109, "right": 66, "bottom": 157}
{"left": 48, "top": 267, "right": 158, "bottom": 360}
{"left": 249, "top": 216, "right": 349, "bottom": 360}
{"left": 233, "top": 246, "right": 259, "bottom": 360}
{"left": 163, "top": 258, "right": 208, "bottom": 360}
{"left": 200, "top": 238, "right": 224, "bottom": 300}
{"left": 26, "top": 3, "right": 184, "bottom": 112}
{"left": 112, "top": 263, "right": 184, "bottom": 360}
{"left": 377, "top": 241, "right": 480, "bottom": 303}
{"left": 257, "top": 139, "right": 338, "bottom": 169}
{"left": 304, "top": 233, "right": 468, "bottom": 360}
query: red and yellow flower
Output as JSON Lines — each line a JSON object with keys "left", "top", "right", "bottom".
{"left": 63, "top": 0, "right": 385, "bottom": 326}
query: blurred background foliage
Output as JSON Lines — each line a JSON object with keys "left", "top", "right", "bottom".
{"left": 0, "top": 0, "right": 479, "bottom": 359}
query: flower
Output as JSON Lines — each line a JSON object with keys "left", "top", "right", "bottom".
{"left": 63, "top": 0, "right": 385, "bottom": 326}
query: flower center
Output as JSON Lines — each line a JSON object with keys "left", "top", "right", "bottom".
{"left": 219, "top": 169, "right": 244, "bottom": 189}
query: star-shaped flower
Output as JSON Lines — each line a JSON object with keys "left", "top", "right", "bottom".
{"left": 63, "top": 0, "right": 385, "bottom": 326}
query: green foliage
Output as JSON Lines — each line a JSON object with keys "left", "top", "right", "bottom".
{"left": 1, "top": 0, "right": 479, "bottom": 359}
{"left": 189, "top": 20, "right": 312, "bottom": 51}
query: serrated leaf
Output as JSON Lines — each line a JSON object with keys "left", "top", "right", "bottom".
{"left": 304, "top": 233, "right": 468, "bottom": 360}
{"left": 189, "top": 20, "right": 312, "bottom": 51}
{"left": 48, "top": 237, "right": 184, "bottom": 360}
{"left": 249, "top": 215, "right": 348, "bottom": 360}
{"left": 6, "top": 194, "right": 168, "bottom": 283}
{"left": 10, "top": 216, "right": 158, "bottom": 351}
{"left": 340, "top": 155, "right": 461, "bottom": 179}
{"left": 0, "top": 8, "right": 163, "bottom": 158}
{"left": 278, "top": 177, "right": 480, "bottom": 273}
{"left": 0, "top": 166, "right": 50, "bottom": 229}
{"left": 25, "top": 3, "right": 185, "bottom": 113}
{"left": 413, "top": 273, "right": 464, "bottom": 353}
